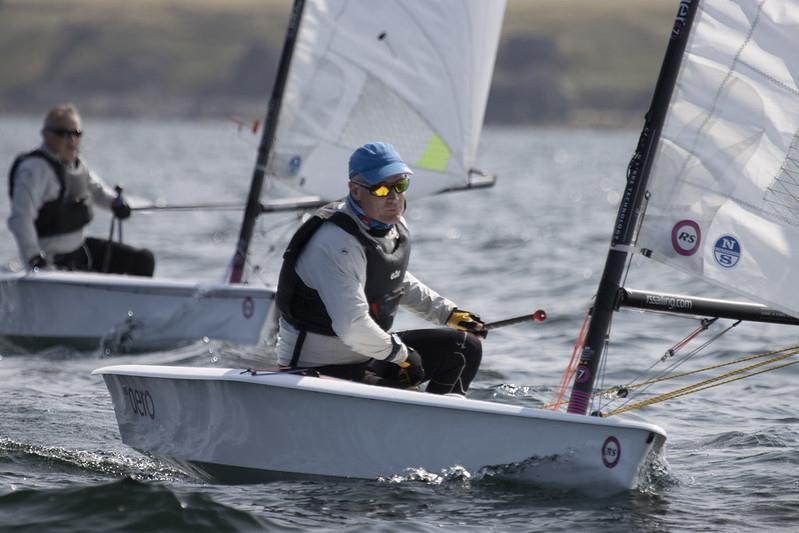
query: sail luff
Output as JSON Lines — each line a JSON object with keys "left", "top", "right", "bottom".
{"left": 567, "top": 0, "right": 701, "bottom": 415}
{"left": 228, "top": 0, "right": 307, "bottom": 283}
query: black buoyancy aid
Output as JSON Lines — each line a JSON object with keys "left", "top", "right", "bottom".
{"left": 8, "top": 150, "right": 93, "bottom": 237}
{"left": 276, "top": 203, "right": 411, "bottom": 336}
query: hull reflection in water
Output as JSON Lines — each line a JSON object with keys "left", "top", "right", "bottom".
{"left": 93, "top": 365, "right": 666, "bottom": 496}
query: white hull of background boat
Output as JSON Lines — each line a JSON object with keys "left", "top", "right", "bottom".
{"left": 93, "top": 365, "right": 667, "bottom": 496}
{"left": 0, "top": 271, "right": 274, "bottom": 352}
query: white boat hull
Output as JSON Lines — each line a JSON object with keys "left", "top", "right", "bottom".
{"left": 94, "top": 365, "right": 667, "bottom": 496}
{"left": 0, "top": 271, "right": 274, "bottom": 352}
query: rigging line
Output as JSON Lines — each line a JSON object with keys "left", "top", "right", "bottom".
{"left": 654, "top": 320, "right": 741, "bottom": 378}
{"left": 248, "top": 219, "right": 302, "bottom": 282}
{"left": 606, "top": 346, "right": 799, "bottom": 392}
{"left": 596, "top": 318, "right": 739, "bottom": 407}
{"left": 601, "top": 344, "right": 799, "bottom": 397}
{"left": 604, "top": 351, "right": 799, "bottom": 417}
{"left": 593, "top": 332, "right": 612, "bottom": 414}
{"left": 601, "top": 344, "right": 799, "bottom": 412}
{"left": 592, "top": 297, "right": 621, "bottom": 413}
{"left": 255, "top": 211, "right": 305, "bottom": 239}
{"left": 661, "top": 317, "right": 718, "bottom": 361}
{"left": 222, "top": 212, "right": 304, "bottom": 285}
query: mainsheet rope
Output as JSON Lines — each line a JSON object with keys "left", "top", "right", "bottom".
{"left": 604, "top": 318, "right": 742, "bottom": 410}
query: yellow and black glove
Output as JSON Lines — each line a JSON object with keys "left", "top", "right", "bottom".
{"left": 397, "top": 347, "right": 425, "bottom": 387}
{"left": 446, "top": 309, "right": 487, "bottom": 337}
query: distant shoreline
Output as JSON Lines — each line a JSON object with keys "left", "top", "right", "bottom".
{"left": 0, "top": 0, "right": 676, "bottom": 127}
{"left": 1, "top": 111, "right": 647, "bottom": 131}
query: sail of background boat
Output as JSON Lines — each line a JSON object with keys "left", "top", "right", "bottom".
{"left": 263, "top": 0, "right": 505, "bottom": 200}
{"left": 228, "top": 0, "right": 504, "bottom": 283}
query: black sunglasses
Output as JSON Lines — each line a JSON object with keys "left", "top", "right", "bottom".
{"left": 47, "top": 127, "right": 83, "bottom": 139}
{"left": 356, "top": 176, "right": 411, "bottom": 197}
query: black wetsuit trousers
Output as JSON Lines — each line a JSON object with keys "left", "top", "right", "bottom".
{"left": 315, "top": 328, "right": 483, "bottom": 395}
{"left": 53, "top": 237, "right": 155, "bottom": 277}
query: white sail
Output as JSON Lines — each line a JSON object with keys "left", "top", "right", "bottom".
{"left": 636, "top": 0, "right": 799, "bottom": 318}
{"left": 265, "top": 0, "right": 505, "bottom": 199}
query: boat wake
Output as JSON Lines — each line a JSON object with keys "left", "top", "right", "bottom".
{"left": 489, "top": 383, "right": 550, "bottom": 404}
{"left": 0, "top": 437, "right": 187, "bottom": 482}
{"left": 380, "top": 447, "right": 676, "bottom": 497}
{"left": 634, "top": 447, "right": 674, "bottom": 495}
{"left": 380, "top": 465, "right": 474, "bottom": 485}
{"left": 378, "top": 455, "right": 570, "bottom": 488}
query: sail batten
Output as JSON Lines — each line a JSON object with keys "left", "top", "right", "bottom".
{"left": 637, "top": 0, "right": 799, "bottom": 319}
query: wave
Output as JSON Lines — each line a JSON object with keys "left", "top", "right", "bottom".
{"left": 0, "top": 477, "right": 277, "bottom": 532}
{"left": 0, "top": 437, "right": 185, "bottom": 482}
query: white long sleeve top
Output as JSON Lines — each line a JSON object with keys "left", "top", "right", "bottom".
{"left": 276, "top": 203, "right": 456, "bottom": 368}
{"left": 7, "top": 145, "right": 117, "bottom": 265}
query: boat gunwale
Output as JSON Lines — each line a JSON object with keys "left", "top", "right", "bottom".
{"left": 0, "top": 271, "right": 275, "bottom": 297}
{"left": 93, "top": 364, "right": 667, "bottom": 437}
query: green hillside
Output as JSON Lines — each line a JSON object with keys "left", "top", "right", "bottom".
{"left": 0, "top": 0, "right": 678, "bottom": 126}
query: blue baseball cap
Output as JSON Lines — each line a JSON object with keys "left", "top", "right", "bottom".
{"left": 348, "top": 142, "right": 413, "bottom": 186}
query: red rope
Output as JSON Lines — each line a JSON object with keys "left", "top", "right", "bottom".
{"left": 548, "top": 308, "right": 591, "bottom": 410}
{"left": 662, "top": 319, "right": 715, "bottom": 360}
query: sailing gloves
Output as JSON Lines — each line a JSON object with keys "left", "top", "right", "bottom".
{"left": 385, "top": 334, "right": 425, "bottom": 388}
{"left": 111, "top": 197, "right": 131, "bottom": 219}
{"left": 447, "top": 309, "right": 487, "bottom": 337}
{"left": 397, "top": 347, "right": 425, "bottom": 387}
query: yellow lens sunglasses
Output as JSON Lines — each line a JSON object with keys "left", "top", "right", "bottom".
{"left": 358, "top": 176, "right": 411, "bottom": 197}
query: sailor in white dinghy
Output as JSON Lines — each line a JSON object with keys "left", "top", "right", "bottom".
{"left": 7, "top": 103, "right": 154, "bottom": 276}
{"left": 276, "top": 142, "right": 485, "bottom": 394}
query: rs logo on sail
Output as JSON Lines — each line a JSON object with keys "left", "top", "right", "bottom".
{"left": 671, "top": 219, "right": 700, "bottom": 256}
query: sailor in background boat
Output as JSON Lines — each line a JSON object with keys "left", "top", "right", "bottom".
{"left": 275, "top": 142, "right": 485, "bottom": 395}
{"left": 7, "top": 103, "right": 154, "bottom": 276}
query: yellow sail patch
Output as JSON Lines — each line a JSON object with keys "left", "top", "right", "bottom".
{"left": 416, "top": 134, "right": 450, "bottom": 172}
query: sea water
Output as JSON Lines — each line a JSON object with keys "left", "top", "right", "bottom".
{"left": 0, "top": 116, "right": 797, "bottom": 532}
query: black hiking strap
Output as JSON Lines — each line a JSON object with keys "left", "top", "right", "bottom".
{"left": 289, "top": 329, "right": 308, "bottom": 368}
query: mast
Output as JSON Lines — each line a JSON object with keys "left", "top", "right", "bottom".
{"left": 567, "top": 0, "right": 700, "bottom": 415}
{"left": 228, "top": 0, "right": 306, "bottom": 283}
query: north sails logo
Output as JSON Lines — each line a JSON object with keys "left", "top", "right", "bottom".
{"left": 288, "top": 155, "right": 301, "bottom": 175}
{"left": 390, "top": 270, "right": 401, "bottom": 280}
{"left": 714, "top": 235, "right": 741, "bottom": 268}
